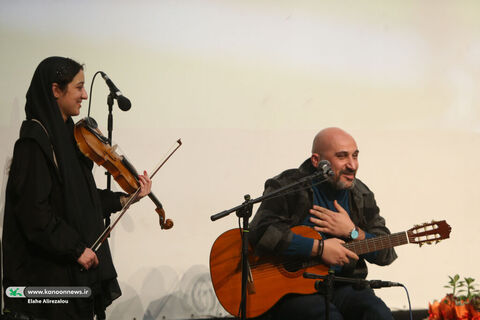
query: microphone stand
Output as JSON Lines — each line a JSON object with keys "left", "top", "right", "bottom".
{"left": 210, "top": 170, "right": 330, "bottom": 320}
{"left": 304, "top": 271, "right": 364, "bottom": 320}
{"left": 303, "top": 272, "right": 402, "bottom": 320}
{"left": 238, "top": 195, "right": 253, "bottom": 320}
{"left": 105, "top": 93, "right": 115, "bottom": 228}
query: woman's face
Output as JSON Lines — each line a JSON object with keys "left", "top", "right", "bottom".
{"left": 53, "top": 69, "right": 88, "bottom": 121}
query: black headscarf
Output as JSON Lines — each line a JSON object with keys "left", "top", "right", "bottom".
{"left": 24, "top": 56, "right": 120, "bottom": 311}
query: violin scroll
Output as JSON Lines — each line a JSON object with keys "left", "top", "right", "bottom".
{"left": 156, "top": 208, "right": 174, "bottom": 230}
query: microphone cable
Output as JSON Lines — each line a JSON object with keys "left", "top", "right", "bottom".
{"left": 399, "top": 283, "right": 413, "bottom": 320}
{"left": 87, "top": 71, "right": 103, "bottom": 119}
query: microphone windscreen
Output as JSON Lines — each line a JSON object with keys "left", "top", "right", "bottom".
{"left": 317, "top": 160, "right": 334, "bottom": 177}
{"left": 117, "top": 96, "right": 131, "bottom": 111}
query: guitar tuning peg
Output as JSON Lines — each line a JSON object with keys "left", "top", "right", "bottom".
{"left": 436, "top": 240, "right": 440, "bottom": 244}
{"left": 419, "top": 243, "right": 423, "bottom": 247}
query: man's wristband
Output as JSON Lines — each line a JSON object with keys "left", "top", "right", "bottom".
{"left": 316, "top": 239, "right": 324, "bottom": 258}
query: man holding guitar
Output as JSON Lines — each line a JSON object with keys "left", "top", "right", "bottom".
{"left": 249, "top": 127, "right": 397, "bottom": 320}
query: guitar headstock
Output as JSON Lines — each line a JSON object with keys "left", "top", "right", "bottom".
{"left": 407, "top": 220, "right": 451, "bottom": 246}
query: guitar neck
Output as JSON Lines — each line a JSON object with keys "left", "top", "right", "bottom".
{"left": 343, "top": 231, "right": 408, "bottom": 255}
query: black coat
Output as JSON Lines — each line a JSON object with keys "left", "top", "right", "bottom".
{"left": 249, "top": 158, "right": 397, "bottom": 279}
{"left": 2, "top": 120, "right": 123, "bottom": 319}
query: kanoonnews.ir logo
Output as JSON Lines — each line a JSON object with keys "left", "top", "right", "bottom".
{"left": 6, "top": 287, "right": 26, "bottom": 298}
{"left": 5, "top": 286, "right": 91, "bottom": 298}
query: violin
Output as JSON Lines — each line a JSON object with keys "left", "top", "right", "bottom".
{"left": 74, "top": 117, "right": 174, "bottom": 229}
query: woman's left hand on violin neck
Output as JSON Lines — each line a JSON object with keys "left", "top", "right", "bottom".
{"left": 137, "top": 170, "right": 152, "bottom": 198}
{"left": 120, "top": 170, "right": 152, "bottom": 206}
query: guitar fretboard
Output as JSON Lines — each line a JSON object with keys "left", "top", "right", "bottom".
{"left": 343, "top": 231, "right": 408, "bottom": 255}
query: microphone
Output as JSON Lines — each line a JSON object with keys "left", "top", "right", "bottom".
{"left": 317, "top": 160, "right": 334, "bottom": 177}
{"left": 99, "top": 71, "right": 131, "bottom": 111}
{"left": 368, "top": 280, "right": 402, "bottom": 288}
{"left": 314, "top": 279, "right": 402, "bottom": 291}
{"left": 304, "top": 272, "right": 402, "bottom": 289}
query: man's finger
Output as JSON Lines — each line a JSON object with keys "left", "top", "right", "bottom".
{"left": 313, "top": 226, "right": 329, "bottom": 234}
{"left": 333, "top": 200, "right": 346, "bottom": 213}
{"left": 310, "top": 209, "right": 333, "bottom": 222}
{"left": 310, "top": 217, "right": 327, "bottom": 227}
{"left": 346, "top": 249, "right": 359, "bottom": 260}
{"left": 309, "top": 209, "right": 320, "bottom": 217}
{"left": 318, "top": 207, "right": 336, "bottom": 218}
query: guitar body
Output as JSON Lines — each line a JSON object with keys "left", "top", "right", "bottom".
{"left": 209, "top": 226, "right": 328, "bottom": 318}
{"left": 210, "top": 220, "right": 451, "bottom": 318}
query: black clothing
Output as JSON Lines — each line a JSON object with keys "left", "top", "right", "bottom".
{"left": 270, "top": 286, "right": 392, "bottom": 320}
{"left": 2, "top": 57, "right": 123, "bottom": 319}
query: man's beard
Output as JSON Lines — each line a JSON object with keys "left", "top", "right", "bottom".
{"left": 329, "top": 170, "right": 356, "bottom": 190}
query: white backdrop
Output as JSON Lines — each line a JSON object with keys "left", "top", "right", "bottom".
{"left": 1, "top": 1, "right": 480, "bottom": 319}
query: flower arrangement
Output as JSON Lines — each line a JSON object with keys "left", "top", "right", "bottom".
{"left": 429, "top": 274, "right": 480, "bottom": 320}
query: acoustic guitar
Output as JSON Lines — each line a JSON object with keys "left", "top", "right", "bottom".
{"left": 209, "top": 220, "right": 451, "bottom": 318}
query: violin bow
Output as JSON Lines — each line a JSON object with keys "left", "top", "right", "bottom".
{"left": 90, "top": 139, "right": 182, "bottom": 252}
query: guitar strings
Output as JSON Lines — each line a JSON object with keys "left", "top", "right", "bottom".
{"left": 233, "top": 227, "right": 442, "bottom": 280}
{"left": 239, "top": 233, "right": 411, "bottom": 279}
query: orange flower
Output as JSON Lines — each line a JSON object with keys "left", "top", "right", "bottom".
{"left": 469, "top": 301, "right": 480, "bottom": 320}
{"left": 439, "top": 295, "right": 455, "bottom": 320}
{"left": 454, "top": 303, "right": 469, "bottom": 319}
{"left": 428, "top": 300, "right": 441, "bottom": 320}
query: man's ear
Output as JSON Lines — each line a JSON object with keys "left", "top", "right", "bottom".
{"left": 52, "top": 83, "right": 61, "bottom": 98}
{"left": 311, "top": 153, "right": 320, "bottom": 168}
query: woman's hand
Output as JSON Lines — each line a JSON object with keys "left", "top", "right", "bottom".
{"left": 136, "top": 170, "right": 152, "bottom": 199}
{"left": 119, "top": 171, "right": 152, "bottom": 206}
{"left": 77, "top": 248, "right": 99, "bottom": 270}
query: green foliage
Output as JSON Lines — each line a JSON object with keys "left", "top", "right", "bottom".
{"left": 462, "top": 277, "right": 478, "bottom": 300}
{"left": 445, "top": 275, "right": 479, "bottom": 301}
{"left": 444, "top": 274, "right": 464, "bottom": 297}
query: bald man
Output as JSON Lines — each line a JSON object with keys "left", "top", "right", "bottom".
{"left": 250, "top": 128, "right": 397, "bottom": 320}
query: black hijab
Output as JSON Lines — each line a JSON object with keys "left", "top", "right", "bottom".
{"left": 24, "top": 56, "right": 120, "bottom": 309}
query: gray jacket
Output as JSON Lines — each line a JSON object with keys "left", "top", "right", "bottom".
{"left": 249, "top": 159, "right": 397, "bottom": 279}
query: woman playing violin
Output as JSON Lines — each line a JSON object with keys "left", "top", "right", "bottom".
{"left": 2, "top": 56, "right": 151, "bottom": 320}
